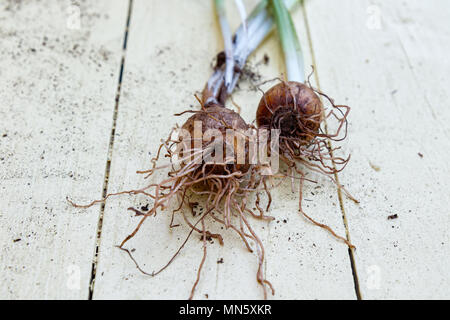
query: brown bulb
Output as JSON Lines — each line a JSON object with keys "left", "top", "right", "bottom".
{"left": 182, "top": 105, "right": 248, "bottom": 135}
{"left": 181, "top": 105, "right": 250, "bottom": 175}
{"left": 256, "top": 81, "right": 323, "bottom": 141}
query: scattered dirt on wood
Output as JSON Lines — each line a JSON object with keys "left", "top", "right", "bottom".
{"left": 210, "top": 52, "right": 269, "bottom": 92}
{"left": 239, "top": 64, "right": 263, "bottom": 84}
{"left": 127, "top": 207, "right": 146, "bottom": 216}
{"left": 200, "top": 235, "right": 212, "bottom": 242}
{"left": 263, "top": 53, "right": 270, "bottom": 65}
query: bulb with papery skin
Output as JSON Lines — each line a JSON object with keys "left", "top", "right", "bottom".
{"left": 181, "top": 105, "right": 251, "bottom": 175}
{"left": 256, "top": 81, "right": 323, "bottom": 143}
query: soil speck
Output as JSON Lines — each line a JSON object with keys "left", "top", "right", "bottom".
{"left": 369, "top": 161, "right": 381, "bottom": 172}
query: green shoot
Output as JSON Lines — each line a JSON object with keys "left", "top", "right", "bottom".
{"left": 270, "top": 0, "right": 305, "bottom": 82}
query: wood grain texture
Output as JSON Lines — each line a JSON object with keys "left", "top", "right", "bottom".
{"left": 2, "top": 0, "right": 448, "bottom": 300}
{"left": 0, "top": 0, "right": 128, "bottom": 299}
{"left": 92, "top": 0, "right": 355, "bottom": 300}
{"left": 304, "top": 0, "right": 450, "bottom": 299}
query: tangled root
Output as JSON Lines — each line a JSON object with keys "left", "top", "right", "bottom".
{"left": 255, "top": 75, "right": 358, "bottom": 249}
{"left": 68, "top": 106, "right": 278, "bottom": 300}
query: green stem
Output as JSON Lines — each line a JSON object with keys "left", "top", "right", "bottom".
{"left": 270, "top": 0, "right": 305, "bottom": 83}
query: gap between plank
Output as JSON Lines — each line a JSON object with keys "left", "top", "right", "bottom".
{"left": 301, "top": 1, "right": 362, "bottom": 300}
{"left": 87, "top": 0, "right": 134, "bottom": 300}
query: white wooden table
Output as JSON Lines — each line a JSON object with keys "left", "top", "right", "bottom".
{"left": 0, "top": 0, "right": 449, "bottom": 300}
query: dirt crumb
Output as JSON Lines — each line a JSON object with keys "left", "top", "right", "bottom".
{"left": 200, "top": 235, "right": 212, "bottom": 242}
{"left": 369, "top": 161, "right": 381, "bottom": 172}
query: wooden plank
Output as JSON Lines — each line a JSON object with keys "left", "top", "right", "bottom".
{"left": 0, "top": 1, "right": 128, "bottom": 299}
{"left": 93, "top": 0, "right": 356, "bottom": 299}
{"left": 304, "top": 0, "right": 450, "bottom": 299}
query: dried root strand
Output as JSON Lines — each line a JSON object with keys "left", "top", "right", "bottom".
{"left": 297, "top": 170, "right": 355, "bottom": 249}
{"left": 68, "top": 105, "right": 278, "bottom": 300}
{"left": 189, "top": 218, "right": 207, "bottom": 300}
{"left": 254, "top": 77, "right": 357, "bottom": 249}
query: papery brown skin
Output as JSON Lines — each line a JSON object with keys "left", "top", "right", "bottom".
{"left": 182, "top": 105, "right": 248, "bottom": 134}
{"left": 181, "top": 105, "right": 250, "bottom": 174}
{"left": 256, "top": 81, "right": 323, "bottom": 141}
